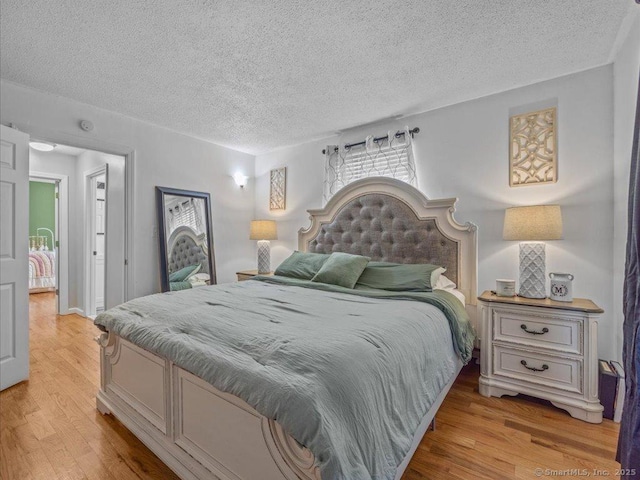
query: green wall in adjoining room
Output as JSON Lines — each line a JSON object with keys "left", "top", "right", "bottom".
{"left": 29, "top": 181, "right": 55, "bottom": 246}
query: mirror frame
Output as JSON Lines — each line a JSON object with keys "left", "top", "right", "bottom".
{"left": 155, "top": 186, "right": 217, "bottom": 292}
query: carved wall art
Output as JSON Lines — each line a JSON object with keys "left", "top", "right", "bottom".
{"left": 510, "top": 107, "right": 557, "bottom": 186}
{"left": 269, "top": 167, "right": 286, "bottom": 210}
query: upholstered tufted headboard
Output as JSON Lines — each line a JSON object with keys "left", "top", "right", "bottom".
{"left": 299, "top": 177, "right": 478, "bottom": 307}
{"left": 167, "top": 226, "right": 210, "bottom": 275}
{"left": 306, "top": 193, "right": 460, "bottom": 286}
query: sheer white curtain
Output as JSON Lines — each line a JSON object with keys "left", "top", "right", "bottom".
{"left": 167, "top": 198, "right": 205, "bottom": 235}
{"left": 323, "top": 126, "right": 418, "bottom": 205}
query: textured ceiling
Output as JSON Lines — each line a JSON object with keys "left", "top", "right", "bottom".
{"left": 1, "top": 1, "right": 634, "bottom": 154}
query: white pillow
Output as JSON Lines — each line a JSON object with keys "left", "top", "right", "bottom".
{"left": 435, "top": 274, "right": 456, "bottom": 290}
{"left": 188, "top": 273, "right": 210, "bottom": 285}
{"left": 431, "top": 267, "right": 447, "bottom": 288}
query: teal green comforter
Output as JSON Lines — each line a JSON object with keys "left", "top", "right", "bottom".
{"left": 255, "top": 275, "right": 475, "bottom": 363}
{"left": 95, "top": 276, "right": 475, "bottom": 479}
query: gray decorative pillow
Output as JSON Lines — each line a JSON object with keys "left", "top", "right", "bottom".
{"left": 274, "top": 251, "right": 331, "bottom": 280}
{"left": 311, "top": 252, "right": 370, "bottom": 289}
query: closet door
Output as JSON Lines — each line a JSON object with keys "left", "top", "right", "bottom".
{"left": 0, "top": 125, "right": 29, "bottom": 391}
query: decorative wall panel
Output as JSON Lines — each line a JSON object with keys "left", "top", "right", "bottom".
{"left": 510, "top": 107, "right": 557, "bottom": 186}
{"left": 269, "top": 167, "right": 286, "bottom": 210}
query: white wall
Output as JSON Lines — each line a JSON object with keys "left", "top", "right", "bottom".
{"left": 255, "top": 66, "right": 617, "bottom": 359}
{"left": 1, "top": 80, "right": 256, "bottom": 299}
{"left": 255, "top": 138, "right": 327, "bottom": 266}
{"left": 612, "top": 12, "right": 640, "bottom": 362}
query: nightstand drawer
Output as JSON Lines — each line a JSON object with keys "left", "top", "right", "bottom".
{"left": 492, "top": 308, "right": 582, "bottom": 354}
{"left": 493, "top": 346, "right": 582, "bottom": 394}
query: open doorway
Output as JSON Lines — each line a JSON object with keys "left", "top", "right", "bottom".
{"left": 28, "top": 142, "right": 125, "bottom": 319}
{"left": 28, "top": 175, "right": 61, "bottom": 313}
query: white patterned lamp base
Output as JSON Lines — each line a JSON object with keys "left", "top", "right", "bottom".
{"left": 519, "top": 242, "right": 546, "bottom": 299}
{"left": 257, "top": 240, "right": 271, "bottom": 274}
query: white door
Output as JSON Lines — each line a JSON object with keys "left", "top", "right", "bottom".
{"left": 93, "top": 174, "right": 106, "bottom": 312}
{"left": 0, "top": 125, "right": 30, "bottom": 391}
{"left": 86, "top": 168, "right": 107, "bottom": 317}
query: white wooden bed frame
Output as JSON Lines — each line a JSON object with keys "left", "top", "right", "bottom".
{"left": 96, "top": 177, "right": 478, "bottom": 480}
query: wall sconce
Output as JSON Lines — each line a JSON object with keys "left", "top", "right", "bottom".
{"left": 233, "top": 173, "right": 248, "bottom": 188}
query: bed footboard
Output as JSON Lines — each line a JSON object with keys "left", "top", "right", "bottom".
{"left": 96, "top": 332, "right": 321, "bottom": 480}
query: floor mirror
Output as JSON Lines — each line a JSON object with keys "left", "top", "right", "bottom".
{"left": 156, "top": 187, "right": 216, "bottom": 292}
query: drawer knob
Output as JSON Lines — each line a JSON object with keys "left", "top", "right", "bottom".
{"left": 520, "top": 360, "right": 549, "bottom": 372}
{"left": 520, "top": 324, "right": 549, "bottom": 335}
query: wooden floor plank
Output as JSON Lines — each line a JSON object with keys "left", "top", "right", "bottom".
{"left": 39, "top": 433, "right": 88, "bottom": 480}
{"left": 0, "top": 293, "right": 621, "bottom": 480}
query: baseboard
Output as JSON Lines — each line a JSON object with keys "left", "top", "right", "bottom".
{"left": 66, "top": 307, "right": 85, "bottom": 317}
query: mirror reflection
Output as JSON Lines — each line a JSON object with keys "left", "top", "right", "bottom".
{"left": 156, "top": 187, "right": 216, "bottom": 292}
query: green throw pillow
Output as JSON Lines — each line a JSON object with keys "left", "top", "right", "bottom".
{"left": 169, "top": 263, "right": 201, "bottom": 282}
{"left": 275, "top": 251, "right": 331, "bottom": 280}
{"left": 355, "top": 262, "right": 445, "bottom": 291}
{"left": 169, "top": 281, "right": 193, "bottom": 291}
{"left": 311, "top": 252, "right": 370, "bottom": 289}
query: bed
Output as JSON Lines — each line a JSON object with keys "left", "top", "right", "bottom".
{"left": 94, "top": 177, "right": 478, "bottom": 480}
{"left": 29, "top": 231, "right": 56, "bottom": 293}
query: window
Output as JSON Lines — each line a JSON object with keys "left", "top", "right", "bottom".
{"left": 323, "top": 127, "right": 417, "bottom": 204}
{"left": 167, "top": 198, "right": 205, "bottom": 235}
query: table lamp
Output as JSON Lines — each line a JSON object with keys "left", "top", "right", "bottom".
{"left": 250, "top": 220, "right": 278, "bottom": 274}
{"left": 503, "top": 205, "right": 563, "bottom": 299}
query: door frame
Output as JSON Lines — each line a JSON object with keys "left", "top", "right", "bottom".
{"left": 10, "top": 126, "right": 135, "bottom": 304}
{"left": 84, "top": 165, "right": 108, "bottom": 318}
{"left": 29, "top": 171, "right": 70, "bottom": 315}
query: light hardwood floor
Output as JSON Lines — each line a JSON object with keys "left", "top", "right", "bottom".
{"left": 0, "top": 293, "right": 620, "bottom": 480}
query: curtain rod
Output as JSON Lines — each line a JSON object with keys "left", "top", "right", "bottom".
{"left": 321, "top": 127, "right": 420, "bottom": 155}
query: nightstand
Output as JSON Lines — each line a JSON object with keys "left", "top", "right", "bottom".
{"left": 236, "top": 270, "right": 274, "bottom": 282}
{"left": 478, "top": 290, "right": 604, "bottom": 423}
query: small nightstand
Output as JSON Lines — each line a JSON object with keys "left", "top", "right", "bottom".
{"left": 478, "top": 290, "right": 604, "bottom": 423}
{"left": 236, "top": 270, "right": 274, "bottom": 282}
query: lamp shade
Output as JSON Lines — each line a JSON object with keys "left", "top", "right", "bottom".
{"left": 250, "top": 220, "right": 277, "bottom": 240}
{"left": 503, "top": 205, "right": 563, "bottom": 241}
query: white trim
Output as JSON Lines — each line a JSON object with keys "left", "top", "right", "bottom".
{"left": 28, "top": 176, "right": 57, "bottom": 184}
{"left": 65, "top": 307, "right": 85, "bottom": 317}
{"left": 125, "top": 150, "right": 135, "bottom": 302}
{"left": 7, "top": 125, "right": 135, "bottom": 303}
{"left": 29, "top": 170, "right": 70, "bottom": 314}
